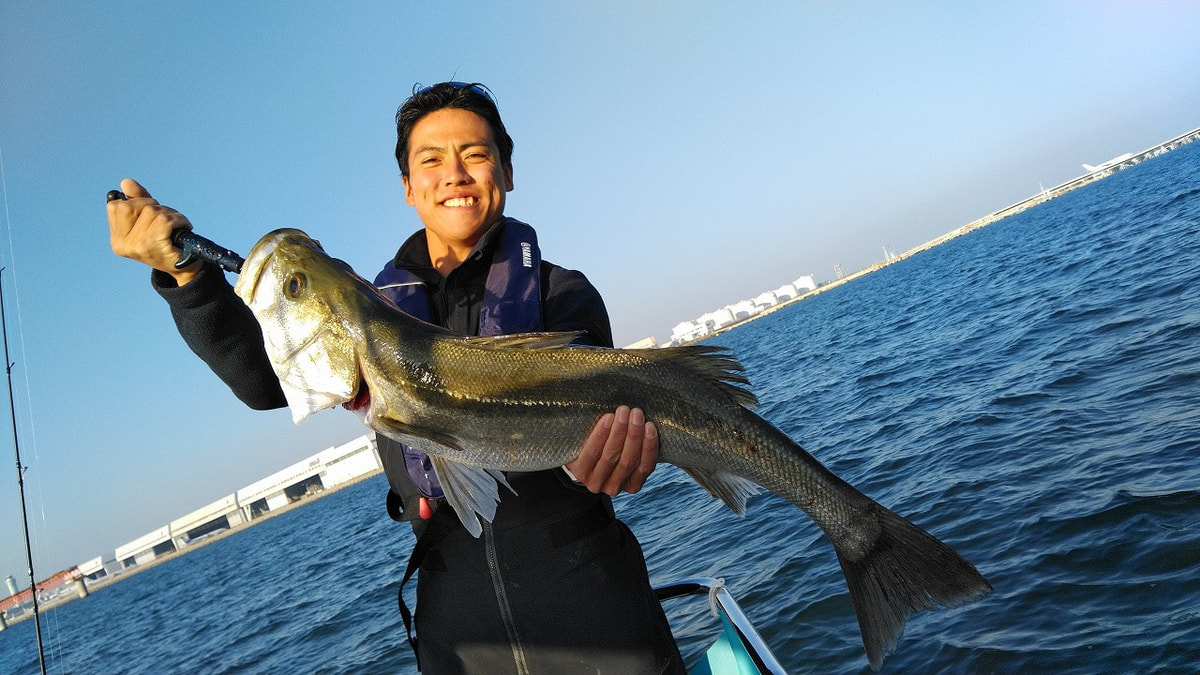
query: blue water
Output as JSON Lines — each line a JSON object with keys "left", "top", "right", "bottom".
{"left": 3, "top": 143, "right": 1198, "bottom": 673}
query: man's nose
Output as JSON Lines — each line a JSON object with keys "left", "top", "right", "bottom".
{"left": 442, "top": 157, "right": 472, "bottom": 184}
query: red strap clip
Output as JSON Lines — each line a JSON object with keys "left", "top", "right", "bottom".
{"left": 419, "top": 496, "right": 433, "bottom": 520}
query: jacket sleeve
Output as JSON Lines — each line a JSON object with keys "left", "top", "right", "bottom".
{"left": 152, "top": 264, "right": 288, "bottom": 410}
{"left": 541, "top": 263, "right": 614, "bottom": 349}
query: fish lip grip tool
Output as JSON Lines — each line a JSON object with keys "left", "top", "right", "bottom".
{"left": 107, "top": 189, "right": 245, "bottom": 273}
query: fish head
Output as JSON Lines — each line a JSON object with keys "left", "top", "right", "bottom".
{"left": 234, "top": 228, "right": 370, "bottom": 424}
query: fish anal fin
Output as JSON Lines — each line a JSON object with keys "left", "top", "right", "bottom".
{"left": 681, "top": 466, "right": 761, "bottom": 515}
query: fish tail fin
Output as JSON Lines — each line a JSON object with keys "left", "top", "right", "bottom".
{"left": 833, "top": 504, "right": 992, "bottom": 671}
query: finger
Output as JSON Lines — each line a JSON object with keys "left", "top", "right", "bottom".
{"left": 107, "top": 194, "right": 133, "bottom": 239}
{"left": 587, "top": 405, "right": 630, "bottom": 493}
{"left": 107, "top": 178, "right": 158, "bottom": 242}
{"left": 623, "top": 419, "right": 658, "bottom": 494}
{"left": 566, "top": 412, "right": 614, "bottom": 485}
{"left": 121, "top": 177, "right": 153, "bottom": 201}
{"left": 131, "top": 204, "right": 172, "bottom": 242}
{"left": 601, "top": 406, "right": 645, "bottom": 496}
{"left": 109, "top": 202, "right": 190, "bottom": 271}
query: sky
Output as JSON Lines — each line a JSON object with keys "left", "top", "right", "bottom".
{"left": 0, "top": 1, "right": 1196, "bottom": 582}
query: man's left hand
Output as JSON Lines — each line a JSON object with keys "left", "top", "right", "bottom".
{"left": 565, "top": 406, "right": 658, "bottom": 496}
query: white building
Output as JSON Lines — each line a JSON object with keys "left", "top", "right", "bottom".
{"left": 115, "top": 526, "right": 175, "bottom": 569}
{"left": 77, "top": 555, "right": 122, "bottom": 582}
{"left": 667, "top": 272, "right": 818, "bottom": 345}
{"left": 752, "top": 290, "right": 780, "bottom": 309}
{"left": 102, "top": 434, "right": 381, "bottom": 574}
{"left": 728, "top": 300, "right": 759, "bottom": 320}
{"left": 670, "top": 319, "right": 708, "bottom": 344}
{"left": 793, "top": 274, "right": 817, "bottom": 292}
{"left": 236, "top": 434, "right": 380, "bottom": 520}
{"left": 169, "top": 494, "right": 246, "bottom": 549}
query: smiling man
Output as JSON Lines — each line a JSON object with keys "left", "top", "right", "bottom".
{"left": 401, "top": 107, "right": 513, "bottom": 273}
{"left": 108, "top": 82, "right": 684, "bottom": 674}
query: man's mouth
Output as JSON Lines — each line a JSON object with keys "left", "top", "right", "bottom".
{"left": 443, "top": 197, "right": 477, "bottom": 208}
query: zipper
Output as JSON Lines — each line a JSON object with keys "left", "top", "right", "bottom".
{"left": 484, "top": 520, "right": 530, "bottom": 674}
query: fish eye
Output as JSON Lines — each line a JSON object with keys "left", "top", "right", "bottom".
{"left": 285, "top": 272, "right": 308, "bottom": 299}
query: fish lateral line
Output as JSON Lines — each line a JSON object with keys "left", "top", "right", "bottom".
{"left": 233, "top": 226, "right": 993, "bottom": 671}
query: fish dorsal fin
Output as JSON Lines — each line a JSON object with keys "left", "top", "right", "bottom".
{"left": 680, "top": 466, "right": 761, "bottom": 516}
{"left": 651, "top": 346, "right": 759, "bottom": 409}
{"left": 429, "top": 456, "right": 517, "bottom": 537}
{"left": 463, "top": 331, "right": 584, "bottom": 351}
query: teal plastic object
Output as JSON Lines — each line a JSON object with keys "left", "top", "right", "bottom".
{"left": 689, "top": 612, "right": 761, "bottom": 675}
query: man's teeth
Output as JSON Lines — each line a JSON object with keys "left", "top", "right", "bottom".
{"left": 444, "top": 197, "right": 477, "bottom": 207}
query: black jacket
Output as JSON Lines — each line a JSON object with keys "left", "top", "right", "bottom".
{"left": 152, "top": 221, "right": 683, "bottom": 674}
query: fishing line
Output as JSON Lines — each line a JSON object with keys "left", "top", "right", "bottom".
{"left": 0, "top": 130, "right": 51, "bottom": 675}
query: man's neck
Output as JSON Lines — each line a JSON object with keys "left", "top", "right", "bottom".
{"left": 428, "top": 244, "right": 472, "bottom": 276}
{"left": 426, "top": 219, "right": 506, "bottom": 277}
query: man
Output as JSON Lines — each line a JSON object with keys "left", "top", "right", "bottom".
{"left": 108, "top": 82, "right": 685, "bottom": 674}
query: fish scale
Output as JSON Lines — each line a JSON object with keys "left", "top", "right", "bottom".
{"left": 233, "top": 227, "right": 992, "bottom": 670}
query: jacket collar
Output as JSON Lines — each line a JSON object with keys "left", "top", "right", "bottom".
{"left": 392, "top": 218, "right": 509, "bottom": 277}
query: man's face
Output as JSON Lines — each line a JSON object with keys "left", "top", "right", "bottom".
{"left": 403, "top": 107, "right": 514, "bottom": 271}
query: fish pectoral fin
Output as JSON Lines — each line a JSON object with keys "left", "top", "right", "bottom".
{"left": 428, "top": 456, "right": 516, "bottom": 538}
{"left": 374, "top": 417, "right": 468, "bottom": 454}
{"left": 681, "top": 467, "right": 761, "bottom": 516}
{"left": 463, "top": 331, "right": 584, "bottom": 351}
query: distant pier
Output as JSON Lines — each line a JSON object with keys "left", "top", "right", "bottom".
{"left": 673, "top": 125, "right": 1200, "bottom": 345}
{"left": 1, "top": 435, "right": 384, "bottom": 627}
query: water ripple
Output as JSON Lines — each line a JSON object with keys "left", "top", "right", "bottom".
{"left": 3, "top": 143, "right": 1198, "bottom": 674}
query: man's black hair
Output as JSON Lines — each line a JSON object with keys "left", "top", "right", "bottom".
{"left": 394, "top": 82, "right": 515, "bottom": 177}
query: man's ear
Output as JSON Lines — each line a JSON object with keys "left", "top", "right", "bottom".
{"left": 403, "top": 174, "right": 415, "bottom": 205}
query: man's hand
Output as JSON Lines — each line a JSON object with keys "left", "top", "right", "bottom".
{"left": 107, "top": 178, "right": 200, "bottom": 286}
{"left": 565, "top": 406, "right": 658, "bottom": 496}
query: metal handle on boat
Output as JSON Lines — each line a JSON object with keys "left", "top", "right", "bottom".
{"left": 106, "top": 189, "right": 245, "bottom": 273}
{"left": 656, "top": 577, "right": 789, "bottom": 675}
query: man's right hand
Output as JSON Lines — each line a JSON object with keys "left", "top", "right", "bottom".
{"left": 107, "top": 178, "right": 201, "bottom": 286}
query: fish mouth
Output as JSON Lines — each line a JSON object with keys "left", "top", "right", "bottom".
{"left": 341, "top": 377, "right": 371, "bottom": 416}
{"left": 234, "top": 229, "right": 306, "bottom": 305}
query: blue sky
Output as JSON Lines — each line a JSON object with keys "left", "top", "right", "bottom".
{"left": 0, "top": 1, "right": 1196, "bottom": 581}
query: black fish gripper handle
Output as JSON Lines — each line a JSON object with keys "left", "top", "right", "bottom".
{"left": 106, "top": 189, "right": 245, "bottom": 273}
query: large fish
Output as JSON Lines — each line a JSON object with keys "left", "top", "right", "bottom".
{"left": 233, "top": 228, "right": 991, "bottom": 669}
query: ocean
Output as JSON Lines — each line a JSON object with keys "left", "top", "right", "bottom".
{"left": 2, "top": 141, "right": 1197, "bottom": 673}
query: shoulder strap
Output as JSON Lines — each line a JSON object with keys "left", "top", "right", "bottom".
{"left": 479, "top": 218, "right": 544, "bottom": 335}
{"left": 397, "top": 506, "right": 459, "bottom": 669}
{"left": 373, "top": 265, "right": 433, "bottom": 322}
{"left": 376, "top": 220, "right": 548, "bottom": 665}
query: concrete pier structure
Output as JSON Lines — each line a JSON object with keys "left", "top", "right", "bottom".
{"left": 0, "top": 433, "right": 385, "bottom": 628}
{"left": 170, "top": 494, "right": 246, "bottom": 549}
{"left": 666, "top": 126, "right": 1200, "bottom": 346}
{"left": 104, "top": 434, "right": 382, "bottom": 573}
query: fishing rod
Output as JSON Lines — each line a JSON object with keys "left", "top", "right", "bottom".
{"left": 0, "top": 192, "right": 243, "bottom": 671}
{"left": 106, "top": 190, "right": 244, "bottom": 273}
{"left": 1, "top": 269, "right": 48, "bottom": 675}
